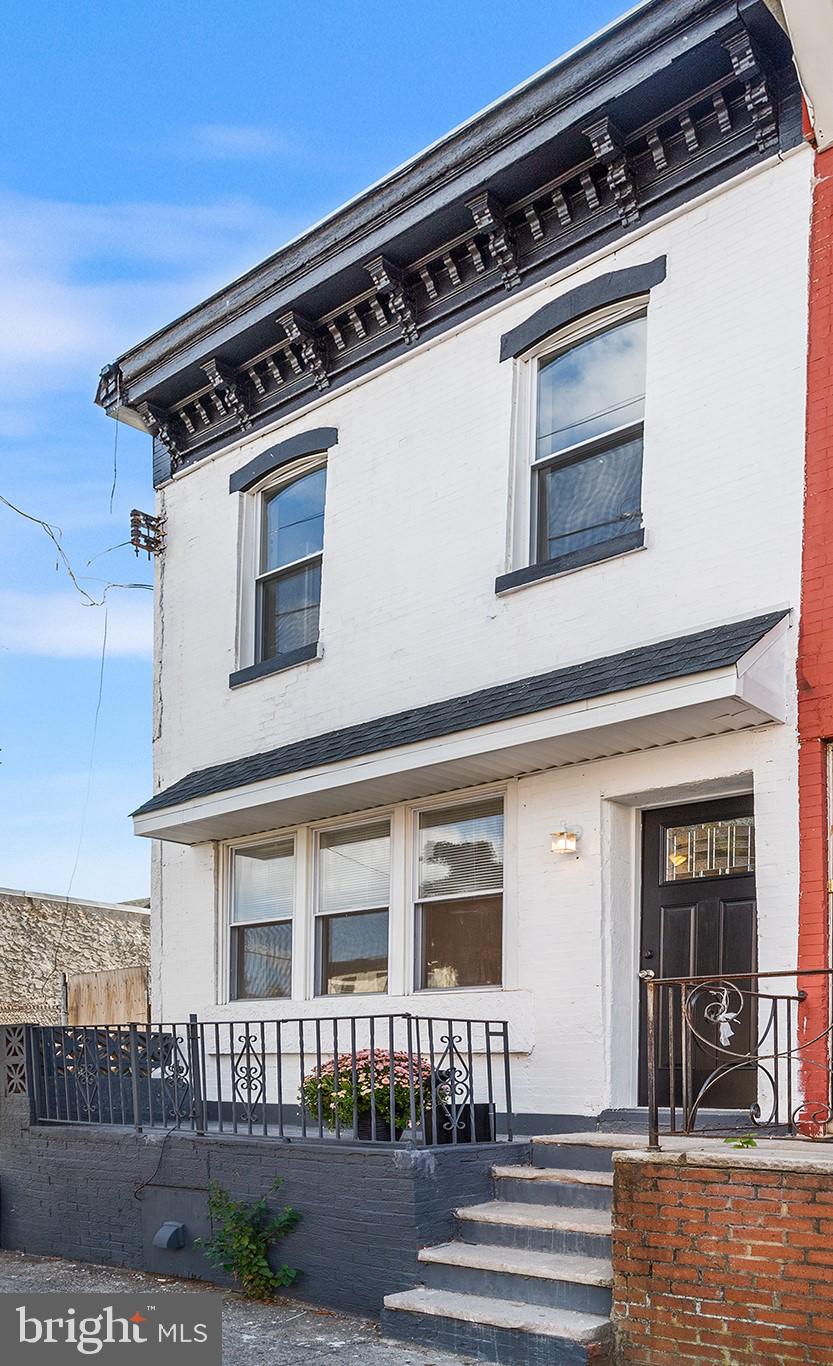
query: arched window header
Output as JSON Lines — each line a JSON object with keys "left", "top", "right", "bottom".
{"left": 498, "top": 257, "right": 666, "bottom": 363}
{"left": 229, "top": 426, "right": 338, "bottom": 494}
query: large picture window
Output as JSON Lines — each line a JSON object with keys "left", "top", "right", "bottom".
{"left": 230, "top": 840, "right": 294, "bottom": 1000}
{"left": 315, "top": 821, "right": 390, "bottom": 995}
{"left": 416, "top": 798, "right": 504, "bottom": 990}
{"left": 257, "top": 466, "right": 326, "bottom": 665}
{"left": 533, "top": 311, "right": 647, "bottom": 566}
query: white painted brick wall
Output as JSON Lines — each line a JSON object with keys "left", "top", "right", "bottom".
{"left": 150, "top": 149, "right": 811, "bottom": 1116}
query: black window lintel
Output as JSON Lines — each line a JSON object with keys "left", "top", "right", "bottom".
{"left": 229, "top": 427, "right": 338, "bottom": 494}
{"left": 499, "top": 257, "right": 666, "bottom": 362}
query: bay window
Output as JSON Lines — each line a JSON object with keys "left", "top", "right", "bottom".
{"left": 315, "top": 820, "right": 391, "bottom": 995}
{"left": 416, "top": 797, "right": 504, "bottom": 990}
{"left": 230, "top": 839, "right": 294, "bottom": 1000}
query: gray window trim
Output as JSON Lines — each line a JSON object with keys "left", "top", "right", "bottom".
{"left": 229, "top": 427, "right": 338, "bottom": 494}
{"left": 499, "top": 257, "right": 666, "bottom": 362}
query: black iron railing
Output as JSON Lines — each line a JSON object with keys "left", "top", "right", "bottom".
{"left": 640, "top": 968, "right": 833, "bottom": 1148}
{"left": 26, "top": 1012, "right": 513, "bottom": 1146}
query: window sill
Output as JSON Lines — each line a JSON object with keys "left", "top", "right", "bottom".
{"left": 229, "top": 642, "right": 321, "bottom": 689}
{"left": 495, "top": 528, "right": 645, "bottom": 595}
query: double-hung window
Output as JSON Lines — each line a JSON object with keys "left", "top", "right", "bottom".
{"left": 257, "top": 466, "right": 326, "bottom": 666}
{"left": 416, "top": 797, "right": 504, "bottom": 990}
{"left": 532, "top": 310, "right": 647, "bottom": 567}
{"left": 230, "top": 840, "right": 294, "bottom": 999}
{"left": 315, "top": 821, "right": 391, "bottom": 995}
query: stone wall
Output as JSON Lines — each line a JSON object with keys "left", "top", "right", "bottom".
{"left": 612, "top": 1148, "right": 833, "bottom": 1365}
{"left": 0, "top": 892, "right": 149, "bottom": 1023}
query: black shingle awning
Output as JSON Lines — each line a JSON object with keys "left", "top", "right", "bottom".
{"left": 134, "top": 611, "right": 787, "bottom": 820}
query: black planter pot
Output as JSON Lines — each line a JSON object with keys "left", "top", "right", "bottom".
{"left": 426, "top": 1102, "right": 496, "bottom": 1145}
{"left": 355, "top": 1112, "right": 404, "bottom": 1142}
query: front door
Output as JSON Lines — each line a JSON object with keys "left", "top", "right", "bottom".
{"left": 638, "top": 796, "right": 757, "bottom": 1109}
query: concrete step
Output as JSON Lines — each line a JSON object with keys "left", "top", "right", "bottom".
{"left": 531, "top": 1131, "right": 646, "bottom": 1172}
{"left": 382, "top": 1287, "right": 612, "bottom": 1365}
{"left": 418, "top": 1241, "right": 612, "bottom": 1315}
{"left": 457, "top": 1201, "right": 612, "bottom": 1257}
{"left": 493, "top": 1164, "right": 613, "bottom": 1211}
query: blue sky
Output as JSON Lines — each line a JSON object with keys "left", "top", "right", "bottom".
{"left": 0, "top": 0, "right": 625, "bottom": 902}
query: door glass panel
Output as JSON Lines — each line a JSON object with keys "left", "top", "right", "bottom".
{"left": 664, "top": 816, "right": 754, "bottom": 882}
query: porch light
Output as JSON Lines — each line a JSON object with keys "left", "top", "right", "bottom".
{"left": 551, "top": 827, "right": 581, "bottom": 855}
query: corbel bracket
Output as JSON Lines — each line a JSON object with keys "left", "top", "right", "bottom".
{"left": 365, "top": 255, "right": 419, "bottom": 344}
{"left": 467, "top": 191, "right": 520, "bottom": 290}
{"left": 277, "top": 311, "right": 330, "bottom": 390}
{"left": 722, "top": 27, "right": 778, "bottom": 155}
{"left": 136, "top": 401, "right": 186, "bottom": 469}
{"left": 202, "top": 358, "right": 255, "bottom": 431}
{"left": 584, "top": 117, "right": 640, "bottom": 228}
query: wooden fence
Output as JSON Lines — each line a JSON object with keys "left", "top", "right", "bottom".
{"left": 65, "top": 965, "right": 149, "bottom": 1025}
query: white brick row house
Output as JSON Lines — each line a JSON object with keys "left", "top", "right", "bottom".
{"left": 98, "top": 0, "right": 810, "bottom": 1131}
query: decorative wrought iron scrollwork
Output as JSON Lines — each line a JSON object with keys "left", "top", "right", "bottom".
{"left": 432, "top": 1031, "right": 472, "bottom": 1133}
{"left": 645, "top": 971, "right": 833, "bottom": 1140}
{"left": 231, "top": 1031, "right": 265, "bottom": 1124}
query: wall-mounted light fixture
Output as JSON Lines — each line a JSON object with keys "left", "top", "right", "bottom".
{"left": 551, "top": 826, "right": 582, "bottom": 855}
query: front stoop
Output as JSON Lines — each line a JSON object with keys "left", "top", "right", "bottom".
{"left": 381, "top": 1132, "right": 639, "bottom": 1365}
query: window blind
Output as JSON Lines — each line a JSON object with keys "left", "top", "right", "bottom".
{"left": 318, "top": 821, "right": 391, "bottom": 915}
{"left": 418, "top": 798, "right": 504, "bottom": 898}
{"left": 232, "top": 839, "right": 295, "bottom": 923}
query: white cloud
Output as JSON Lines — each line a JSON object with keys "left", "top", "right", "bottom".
{"left": 0, "top": 189, "right": 306, "bottom": 432}
{"left": 0, "top": 589, "right": 152, "bottom": 659}
{"left": 178, "top": 123, "right": 294, "bottom": 160}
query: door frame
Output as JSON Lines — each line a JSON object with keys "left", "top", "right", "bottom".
{"left": 637, "top": 792, "right": 758, "bottom": 1107}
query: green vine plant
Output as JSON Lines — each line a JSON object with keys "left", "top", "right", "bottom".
{"left": 724, "top": 1132, "right": 758, "bottom": 1149}
{"left": 196, "top": 1179, "right": 300, "bottom": 1299}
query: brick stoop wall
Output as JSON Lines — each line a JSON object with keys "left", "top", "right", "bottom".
{"left": 0, "top": 1086, "right": 526, "bottom": 1315}
{"left": 611, "top": 1147, "right": 833, "bottom": 1365}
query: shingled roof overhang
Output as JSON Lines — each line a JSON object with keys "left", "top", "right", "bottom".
{"left": 96, "top": 0, "right": 799, "bottom": 486}
{"left": 133, "top": 611, "right": 790, "bottom": 844}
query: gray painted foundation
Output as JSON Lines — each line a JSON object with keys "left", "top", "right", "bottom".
{"left": 0, "top": 1092, "right": 527, "bottom": 1315}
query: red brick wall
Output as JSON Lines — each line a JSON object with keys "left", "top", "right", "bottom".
{"left": 612, "top": 1153, "right": 833, "bottom": 1365}
{"left": 798, "top": 144, "right": 833, "bottom": 1102}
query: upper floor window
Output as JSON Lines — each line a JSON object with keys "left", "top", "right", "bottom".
{"left": 533, "top": 311, "right": 647, "bottom": 567}
{"left": 416, "top": 797, "right": 504, "bottom": 990}
{"left": 257, "top": 466, "right": 326, "bottom": 666}
{"left": 230, "top": 839, "right": 294, "bottom": 1000}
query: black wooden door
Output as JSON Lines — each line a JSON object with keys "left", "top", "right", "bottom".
{"left": 638, "top": 796, "right": 757, "bottom": 1109}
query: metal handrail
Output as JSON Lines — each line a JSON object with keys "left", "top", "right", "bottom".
{"left": 640, "top": 968, "right": 833, "bottom": 1149}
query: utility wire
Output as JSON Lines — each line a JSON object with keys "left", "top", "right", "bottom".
{"left": 0, "top": 494, "right": 151, "bottom": 602}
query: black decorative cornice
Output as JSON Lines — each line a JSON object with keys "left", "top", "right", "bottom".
{"left": 722, "top": 27, "right": 779, "bottom": 155}
{"left": 584, "top": 117, "right": 640, "bottom": 228}
{"left": 365, "top": 256, "right": 419, "bottom": 345}
{"left": 135, "top": 401, "right": 186, "bottom": 468}
{"left": 276, "top": 311, "right": 331, "bottom": 390}
{"left": 201, "top": 358, "right": 254, "bottom": 431}
{"left": 98, "top": 5, "right": 799, "bottom": 485}
{"left": 467, "top": 192, "right": 520, "bottom": 290}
